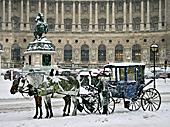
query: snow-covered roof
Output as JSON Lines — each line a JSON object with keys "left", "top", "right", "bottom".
{"left": 104, "top": 62, "right": 145, "bottom": 67}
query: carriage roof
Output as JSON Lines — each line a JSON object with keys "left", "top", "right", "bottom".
{"left": 104, "top": 62, "right": 145, "bottom": 68}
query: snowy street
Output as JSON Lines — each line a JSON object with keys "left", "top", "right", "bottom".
{"left": 0, "top": 76, "right": 170, "bottom": 127}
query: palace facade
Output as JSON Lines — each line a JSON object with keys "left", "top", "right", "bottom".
{"left": 0, "top": 0, "right": 170, "bottom": 68}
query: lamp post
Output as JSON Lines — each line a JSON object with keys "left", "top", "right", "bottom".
{"left": 151, "top": 43, "right": 158, "bottom": 88}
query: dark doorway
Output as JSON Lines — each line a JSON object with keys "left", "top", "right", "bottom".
{"left": 42, "top": 54, "right": 51, "bottom": 66}
{"left": 29, "top": 55, "right": 31, "bottom": 65}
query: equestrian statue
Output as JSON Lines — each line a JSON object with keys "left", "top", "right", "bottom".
{"left": 34, "top": 13, "right": 48, "bottom": 41}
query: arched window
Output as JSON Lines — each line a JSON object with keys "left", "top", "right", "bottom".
{"left": 98, "top": 44, "right": 106, "bottom": 61}
{"left": 81, "top": 44, "right": 89, "bottom": 61}
{"left": 132, "top": 44, "right": 141, "bottom": 61}
{"left": 64, "top": 44, "right": 72, "bottom": 61}
{"left": 115, "top": 44, "right": 123, "bottom": 61}
{"left": 11, "top": 44, "right": 20, "bottom": 60}
{"left": 150, "top": 45, "right": 159, "bottom": 61}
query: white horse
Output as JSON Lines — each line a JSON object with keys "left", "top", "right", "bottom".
{"left": 10, "top": 72, "right": 80, "bottom": 119}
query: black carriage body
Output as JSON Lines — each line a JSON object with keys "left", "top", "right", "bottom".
{"left": 104, "top": 63, "right": 145, "bottom": 99}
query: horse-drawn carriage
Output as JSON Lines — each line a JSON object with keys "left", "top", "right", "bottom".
{"left": 10, "top": 63, "right": 161, "bottom": 118}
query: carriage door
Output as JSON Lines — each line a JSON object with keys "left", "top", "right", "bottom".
{"left": 42, "top": 54, "right": 51, "bottom": 66}
{"left": 126, "top": 67, "right": 137, "bottom": 98}
{"left": 116, "top": 67, "right": 126, "bottom": 94}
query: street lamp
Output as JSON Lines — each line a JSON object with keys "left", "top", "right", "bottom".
{"left": 151, "top": 43, "right": 158, "bottom": 88}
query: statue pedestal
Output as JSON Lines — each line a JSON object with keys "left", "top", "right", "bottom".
{"left": 24, "top": 38, "right": 56, "bottom": 70}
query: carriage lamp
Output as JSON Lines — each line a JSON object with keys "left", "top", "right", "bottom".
{"left": 151, "top": 43, "right": 158, "bottom": 88}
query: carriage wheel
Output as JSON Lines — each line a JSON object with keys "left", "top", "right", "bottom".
{"left": 98, "top": 97, "right": 115, "bottom": 114}
{"left": 141, "top": 88, "right": 161, "bottom": 111}
{"left": 83, "top": 94, "right": 99, "bottom": 114}
{"left": 127, "top": 98, "right": 141, "bottom": 111}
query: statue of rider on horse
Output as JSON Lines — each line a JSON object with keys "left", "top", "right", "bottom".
{"left": 34, "top": 13, "right": 48, "bottom": 41}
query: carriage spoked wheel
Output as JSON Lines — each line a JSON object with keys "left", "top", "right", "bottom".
{"left": 127, "top": 98, "right": 141, "bottom": 111}
{"left": 83, "top": 94, "right": 99, "bottom": 114}
{"left": 141, "top": 88, "right": 161, "bottom": 111}
{"left": 98, "top": 96, "right": 115, "bottom": 114}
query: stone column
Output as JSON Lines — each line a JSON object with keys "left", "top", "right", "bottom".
{"left": 164, "top": 0, "right": 166, "bottom": 29}
{"left": 89, "top": 1, "right": 93, "bottom": 31}
{"left": 61, "top": 1, "right": 65, "bottom": 31}
{"left": 55, "top": 0, "right": 59, "bottom": 31}
{"left": 146, "top": 0, "right": 150, "bottom": 30}
{"left": 8, "top": 0, "right": 12, "bottom": 30}
{"left": 2, "top": 0, "right": 6, "bottom": 30}
{"left": 38, "top": 0, "right": 41, "bottom": 12}
{"left": 140, "top": 0, "right": 144, "bottom": 31}
{"left": 112, "top": 0, "right": 115, "bottom": 32}
{"left": 72, "top": 1, "right": 76, "bottom": 32}
{"left": 95, "top": 1, "right": 98, "bottom": 31}
{"left": 129, "top": 0, "right": 133, "bottom": 31}
{"left": 78, "top": 1, "right": 81, "bottom": 31}
{"left": 158, "top": 0, "right": 162, "bottom": 30}
{"left": 123, "top": 0, "right": 127, "bottom": 31}
{"left": 26, "top": 0, "right": 30, "bottom": 30}
{"left": 106, "top": 1, "right": 110, "bottom": 31}
{"left": 44, "top": 0, "right": 47, "bottom": 22}
{"left": 20, "top": 0, "right": 24, "bottom": 30}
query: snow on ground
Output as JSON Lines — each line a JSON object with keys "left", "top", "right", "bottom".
{"left": 0, "top": 75, "right": 170, "bottom": 127}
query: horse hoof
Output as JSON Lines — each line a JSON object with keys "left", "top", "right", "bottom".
{"left": 66, "top": 113, "right": 69, "bottom": 116}
{"left": 33, "top": 115, "right": 37, "bottom": 119}
{"left": 63, "top": 113, "right": 66, "bottom": 116}
{"left": 45, "top": 116, "right": 49, "bottom": 118}
{"left": 38, "top": 116, "right": 42, "bottom": 119}
{"left": 49, "top": 114, "right": 53, "bottom": 118}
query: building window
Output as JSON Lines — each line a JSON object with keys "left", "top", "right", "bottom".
{"left": 115, "top": 44, "right": 123, "bottom": 61}
{"left": 64, "top": 44, "right": 72, "bottom": 61}
{"left": 49, "top": 5, "right": 53, "bottom": 12}
{"left": 132, "top": 44, "right": 141, "bottom": 61}
{"left": 150, "top": 46, "right": 159, "bottom": 61}
{"left": 13, "top": 3, "right": 18, "bottom": 11}
{"left": 0, "top": 44, "right": 3, "bottom": 50}
{"left": 98, "top": 44, "right": 106, "bottom": 61}
{"left": 30, "top": 5, "right": 36, "bottom": 12}
{"left": 65, "top": 4, "right": 71, "bottom": 12}
{"left": 11, "top": 16, "right": 20, "bottom": 29}
{"left": 117, "top": 3, "right": 123, "bottom": 13}
{"left": 116, "top": 18, "right": 123, "bottom": 31}
{"left": 81, "top": 19, "right": 89, "bottom": 31}
{"left": 135, "top": 2, "right": 140, "bottom": 12}
{"left": 133, "top": 17, "right": 140, "bottom": 30}
{"left": 64, "top": 19, "right": 72, "bottom": 31}
{"left": 11, "top": 44, "right": 20, "bottom": 61}
{"left": 47, "top": 18, "right": 55, "bottom": 30}
{"left": 81, "top": 44, "right": 89, "bottom": 61}
{"left": 82, "top": 4, "right": 88, "bottom": 13}
{"left": 98, "top": 18, "right": 106, "bottom": 31}
{"left": 151, "top": 17, "right": 158, "bottom": 30}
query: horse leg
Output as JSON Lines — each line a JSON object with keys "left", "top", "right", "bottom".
{"left": 63, "top": 96, "right": 67, "bottom": 116}
{"left": 37, "top": 96, "right": 42, "bottom": 119}
{"left": 72, "top": 96, "right": 78, "bottom": 116}
{"left": 44, "top": 95, "right": 53, "bottom": 118}
{"left": 44, "top": 101, "right": 49, "bottom": 118}
{"left": 67, "top": 95, "right": 71, "bottom": 116}
{"left": 33, "top": 96, "right": 38, "bottom": 119}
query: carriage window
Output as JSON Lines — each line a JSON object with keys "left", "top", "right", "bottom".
{"left": 117, "top": 68, "right": 125, "bottom": 81}
{"left": 127, "top": 67, "right": 135, "bottom": 81}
